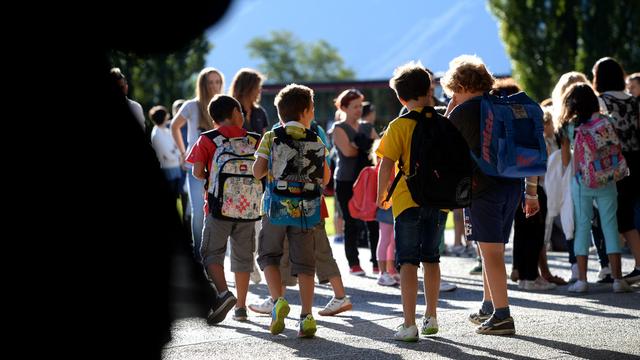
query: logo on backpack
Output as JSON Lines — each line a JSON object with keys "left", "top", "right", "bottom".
{"left": 386, "top": 107, "right": 473, "bottom": 209}
{"left": 267, "top": 126, "right": 325, "bottom": 229}
{"left": 204, "top": 130, "right": 263, "bottom": 222}
{"left": 478, "top": 92, "right": 547, "bottom": 177}
{"left": 573, "top": 114, "right": 629, "bottom": 188}
{"left": 349, "top": 165, "right": 378, "bottom": 221}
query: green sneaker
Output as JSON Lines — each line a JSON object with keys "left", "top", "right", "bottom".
{"left": 270, "top": 297, "right": 290, "bottom": 335}
{"left": 421, "top": 316, "right": 438, "bottom": 335}
{"left": 297, "top": 314, "right": 317, "bottom": 338}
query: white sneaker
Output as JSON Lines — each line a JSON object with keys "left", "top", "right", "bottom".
{"left": 439, "top": 281, "right": 457, "bottom": 292}
{"left": 248, "top": 297, "right": 274, "bottom": 314}
{"left": 519, "top": 277, "right": 556, "bottom": 291}
{"left": 250, "top": 266, "right": 262, "bottom": 284}
{"left": 318, "top": 296, "right": 352, "bottom": 316}
{"left": 377, "top": 273, "right": 397, "bottom": 286}
{"left": 391, "top": 273, "right": 401, "bottom": 283}
{"left": 569, "top": 263, "right": 579, "bottom": 283}
{"left": 393, "top": 323, "right": 418, "bottom": 342}
{"left": 598, "top": 266, "right": 611, "bottom": 281}
{"left": 568, "top": 280, "right": 588, "bottom": 293}
{"left": 421, "top": 316, "right": 438, "bottom": 335}
{"left": 613, "top": 279, "right": 632, "bottom": 293}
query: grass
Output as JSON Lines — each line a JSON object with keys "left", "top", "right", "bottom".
{"left": 323, "top": 196, "right": 454, "bottom": 238}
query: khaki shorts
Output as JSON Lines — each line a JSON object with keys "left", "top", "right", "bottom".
{"left": 201, "top": 214, "right": 256, "bottom": 273}
{"left": 257, "top": 216, "right": 315, "bottom": 276}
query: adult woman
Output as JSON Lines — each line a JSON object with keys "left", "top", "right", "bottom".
{"left": 228, "top": 68, "right": 269, "bottom": 134}
{"left": 331, "top": 89, "right": 379, "bottom": 275}
{"left": 171, "top": 67, "right": 224, "bottom": 262}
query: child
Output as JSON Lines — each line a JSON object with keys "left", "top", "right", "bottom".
{"left": 186, "top": 95, "right": 263, "bottom": 324}
{"left": 376, "top": 61, "right": 447, "bottom": 341}
{"left": 149, "top": 105, "right": 182, "bottom": 199}
{"left": 253, "top": 84, "right": 331, "bottom": 338}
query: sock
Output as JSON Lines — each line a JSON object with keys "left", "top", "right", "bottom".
{"left": 300, "top": 313, "right": 310, "bottom": 320}
{"left": 493, "top": 306, "right": 510, "bottom": 320}
{"left": 335, "top": 296, "right": 344, "bottom": 300}
{"left": 480, "top": 300, "right": 494, "bottom": 315}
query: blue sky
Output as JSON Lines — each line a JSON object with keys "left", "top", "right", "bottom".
{"left": 205, "top": 0, "right": 512, "bottom": 82}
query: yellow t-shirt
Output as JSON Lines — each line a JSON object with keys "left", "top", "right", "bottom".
{"left": 375, "top": 108, "right": 421, "bottom": 219}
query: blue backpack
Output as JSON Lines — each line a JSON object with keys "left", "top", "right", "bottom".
{"left": 477, "top": 92, "right": 547, "bottom": 177}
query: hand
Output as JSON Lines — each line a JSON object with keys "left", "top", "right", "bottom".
{"left": 377, "top": 193, "right": 391, "bottom": 210}
{"left": 524, "top": 198, "right": 540, "bottom": 218}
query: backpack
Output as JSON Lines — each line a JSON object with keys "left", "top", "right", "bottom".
{"left": 267, "top": 126, "right": 325, "bottom": 229}
{"left": 600, "top": 94, "right": 640, "bottom": 153}
{"left": 386, "top": 106, "right": 473, "bottom": 209}
{"left": 348, "top": 165, "right": 378, "bottom": 221}
{"left": 477, "top": 92, "right": 547, "bottom": 177}
{"left": 573, "top": 114, "right": 629, "bottom": 188}
{"left": 203, "top": 129, "right": 263, "bottom": 221}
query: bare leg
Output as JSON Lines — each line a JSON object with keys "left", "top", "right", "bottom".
{"left": 422, "top": 262, "right": 440, "bottom": 318}
{"left": 207, "top": 263, "right": 228, "bottom": 293}
{"left": 576, "top": 255, "right": 588, "bottom": 282}
{"left": 478, "top": 243, "right": 508, "bottom": 309}
{"left": 234, "top": 272, "right": 249, "bottom": 308}
{"left": 400, "top": 264, "right": 418, "bottom": 327}
{"left": 263, "top": 265, "right": 283, "bottom": 300}
{"left": 298, "top": 273, "right": 315, "bottom": 315}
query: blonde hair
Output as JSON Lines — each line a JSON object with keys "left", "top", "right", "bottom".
{"left": 441, "top": 55, "right": 495, "bottom": 96}
{"left": 196, "top": 67, "right": 225, "bottom": 131}
{"left": 229, "top": 68, "right": 266, "bottom": 107}
{"left": 551, "top": 71, "right": 588, "bottom": 132}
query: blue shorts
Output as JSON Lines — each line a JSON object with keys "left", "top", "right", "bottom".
{"left": 465, "top": 181, "right": 521, "bottom": 244}
{"left": 394, "top": 206, "right": 447, "bottom": 267}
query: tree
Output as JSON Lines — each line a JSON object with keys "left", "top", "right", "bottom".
{"left": 488, "top": 0, "right": 640, "bottom": 101}
{"left": 247, "top": 31, "right": 355, "bottom": 82}
{"left": 109, "top": 35, "right": 212, "bottom": 118}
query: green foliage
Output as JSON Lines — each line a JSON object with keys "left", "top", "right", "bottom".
{"left": 108, "top": 35, "right": 212, "bottom": 120}
{"left": 247, "top": 31, "right": 355, "bottom": 83}
{"left": 488, "top": 0, "right": 640, "bottom": 101}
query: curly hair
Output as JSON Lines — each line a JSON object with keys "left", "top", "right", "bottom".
{"left": 441, "top": 55, "right": 494, "bottom": 96}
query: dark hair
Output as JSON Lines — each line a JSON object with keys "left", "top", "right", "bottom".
{"left": 207, "top": 95, "right": 241, "bottom": 124}
{"left": 561, "top": 83, "right": 600, "bottom": 123}
{"left": 274, "top": 84, "right": 314, "bottom": 123}
{"left": 491, "top": 77, "right": 521, "bottom": 96}
{"left": 362, "top": 101, "right": 375, "bottom": 118}
{"left": 592, "top": 57, "right": 626, "bottom": 93}
{"left": 110, "top": 67, "right": 126, "bottom": 82}
{"left": 335, "top": 88, "right": 364, "bottom": 109}
{"left": 389, "top": 61, "right": 431, "bottom": 101}
{"left": 149, "top": 105, "right": 169, "bottom": 125}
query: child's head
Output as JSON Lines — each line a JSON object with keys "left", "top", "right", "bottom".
{"left": 274, "top": 84, "right": 315, "bottom": 126}
{"left": 558, "top": 83, "right": 600, "bottom": 126}
{"left": 441, "top": 55, "right": 494, "bottom": 97}
{"left": 491, "top": 77, "right": 521, "bottom": 96}
{"left": 110, "top": 67, "right": 128, "bottom": 96}
{"left": 389, "top": 61, "right": 431, "bottom": 103}
{"left": 551, "top": 71, "right": 588, "bottom": 131}
{"left": 172, "top": 99, "right": 185, "bottom": 117}
{"left": 362, "top": 101, "right": 376, "bottom": 124}
{"left": 626, "top": 72, "right": 640, "bottom": 97}
{"left": 149, "top": 105, "right": 169, "bottom": 126}
{"left": 592, "top": 57, "right": 626, "bottom": 93}
{"left": 542, "top": 106, "right": 554, "bottom": 137}
{"left": 208, "top": 94, "right": 243, "bottom": 127}
{"left": 335, "top": 88, "right": 364, "bottom": 121}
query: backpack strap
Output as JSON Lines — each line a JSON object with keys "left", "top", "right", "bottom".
{"left": 274, "top": 125, "right": 316, "bottom": 142}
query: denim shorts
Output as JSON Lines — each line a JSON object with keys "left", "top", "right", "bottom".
{"left": 464, "top": 180, "right": 521, "bottom": 244}
{"left": 394, "top": 206, "right": 447, "bottom": 267}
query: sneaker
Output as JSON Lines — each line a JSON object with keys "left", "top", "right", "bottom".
{"left": 450, "top": 244, "right": 465, "bottom": 256}
{"left": 468, "top": 310, "right": 491, "bottom": 325}
{"left": 623, "top": 268, "right": 640, "bottom": 284}
{"left": 390, "top": 272, "right": 401, "bottom": 283}
{"left": 393, "top": 323, "right": 419, "bottom": 342}
{"left": 476, "top": 315, "right": 516, "bottom": 335}
{"left": 269, "top": 297, "right": 290, "bottom": 335}
{"left": 333, "top": 234, "right": 344, "bottom": 244}
{"left": 613, "top": 279, "right": 632, "bottom": 293}
{"left": 349, "top": 265, "right": 366, "bottom": 276}
{"left": 372, "top": 266, "right": 380, "bottom": 275}
{"left": 232, "top": 307, "right": 248, "bottom": 321}
{"left": 597, "top": 274, "right": 613, "bottom": 284}
{"left": 439, "top": 281, "right": 457, "bottom": 292}
{"left": 510, "top": 269, "right": 519, "bottom": 283}
{"left": 568, "top": 280, "right": 588, "bottom": 293}
{"left": 519, "top": 277, "right": 556, "bottom": 291}
{"left": 543, "top": 274, "right": 568, "bottom": 285}
{"left": 249, "top": 297, "right": 275, "bottom": 314}
{"left": 250, "top": 267, "right": 262, "bottom": 284}
{"left": 207, "top": 291, "right": 237, "bottom": 325}
{"left": 421, "top": 316, "right": 438, "bottom": 335}
{"left": 377, "top": 273, "right": 397, "bottom": 286}
{"left": 469, "top": 263, "right": 483, "bottom": 275}
{"left": 318, "top": 296, "right": 352, "bottom": 316}
{"left": 297, "top": 314, "right": 317, "bottom": 338}
{"left": 569, "top": 263, "right": 579, "bottom": 283}
{"left": 597, "top": 266, "right": 611, "bottom": 281}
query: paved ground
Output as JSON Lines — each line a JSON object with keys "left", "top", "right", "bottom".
{"left": 162, "top": 230, "right": 640, "bottom": 359}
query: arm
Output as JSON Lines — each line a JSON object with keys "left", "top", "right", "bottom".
{"left": 370, "top": 127, "right": 380, "bottom": 140}
{"left": 322, "top": 159, "right": 331, "bottom": 186}
{"left": 377, "top": 156, "right": 394, "bottom": 209}
{"left": 333, "top": 126, "right": 358, "bottom": 157}
{"left": 253, "top": 157, "right": 268, "bottom": 179}
{"left": 560, "top": 136, "right": 571, "bottom": 168}
{"left": 523, "top": 176, "right": 540, "bottom": 218}
{"left": 192, "top": 161, "right": 207, "bottom": 180}
{"left": 170, "top": 114, "right": 188, "bottom": 156}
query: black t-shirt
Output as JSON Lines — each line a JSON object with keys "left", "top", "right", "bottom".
{"left": 242, "top": 105, "right": 269, "bottom": 134}
{"left": 448, "top": 97, "right": 520, "bottom": 198}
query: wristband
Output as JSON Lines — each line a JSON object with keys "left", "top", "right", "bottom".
{"left": 524, "top": 193, "right": 539, "bottom": 200}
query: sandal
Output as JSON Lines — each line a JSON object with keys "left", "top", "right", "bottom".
{"left": 544, "top": 274, "right": 567, "bottom": 285}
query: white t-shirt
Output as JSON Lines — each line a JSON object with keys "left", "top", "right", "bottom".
{"left": 176, "top": 99, "right": 205, "bottom": 152}
{"left": 151, "top": 125, "right": 181, "bottom": 168}
{"left": 128, "top": 99, "right": 145, "bottom": 128}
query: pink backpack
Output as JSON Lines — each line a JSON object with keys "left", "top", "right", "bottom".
{"left": 573, "top": 114, "right": 629, "bottom": 188}
{"left": 349, "top": 165, "right": 378, "bottom": 221}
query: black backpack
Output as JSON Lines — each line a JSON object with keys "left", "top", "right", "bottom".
{"left": 386, "top": 106, "right": 472, "bottom": 209}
